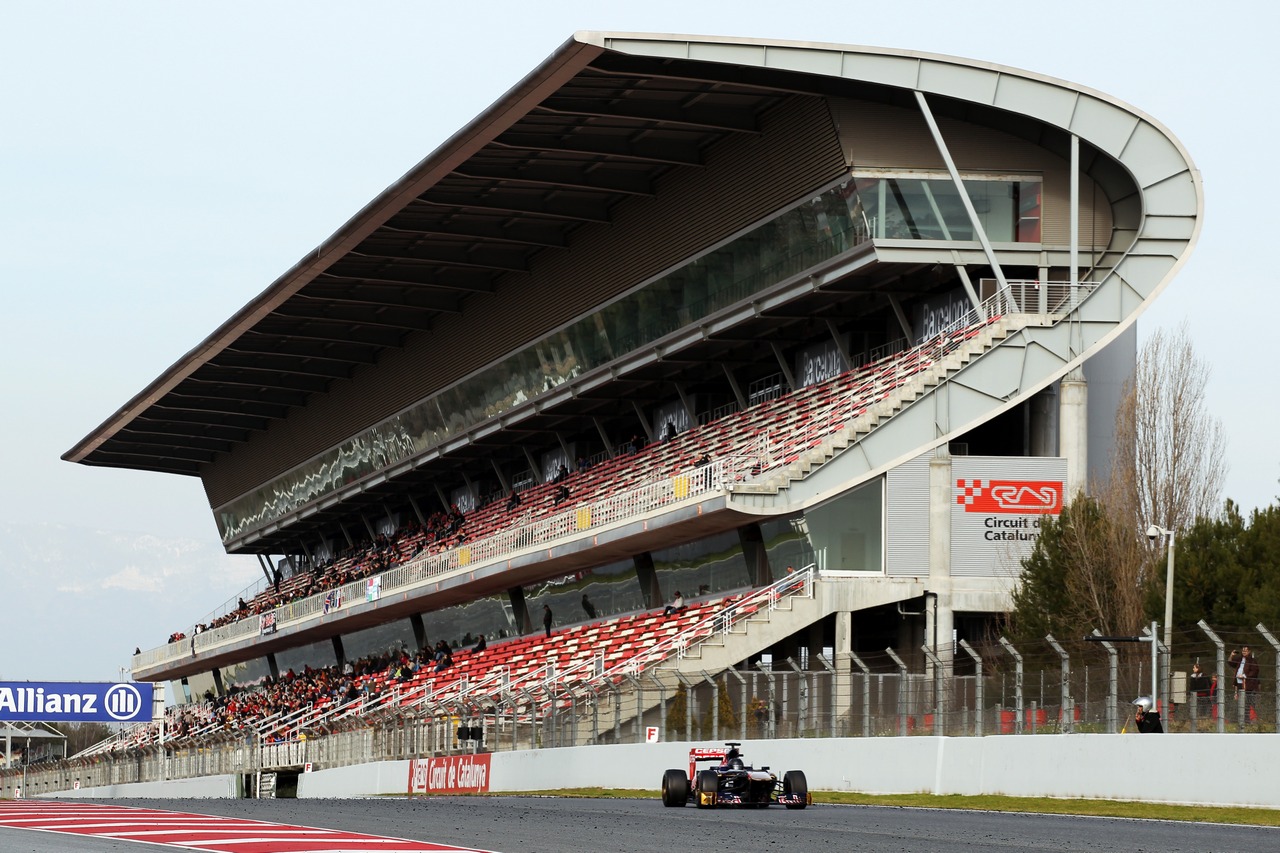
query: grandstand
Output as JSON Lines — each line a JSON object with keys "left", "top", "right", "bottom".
{"left": 60, "top": 33, "right": 1198, "bottom": 775}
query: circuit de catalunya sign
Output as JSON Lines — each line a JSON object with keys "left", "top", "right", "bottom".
{"left": 0, "top": 682, "right": 153, "bottom": 723}
{"left": 408, "top": 754, "right": 492, "bottom": 794}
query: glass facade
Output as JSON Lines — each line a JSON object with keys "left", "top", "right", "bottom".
{"left": 858, "top": 174, "right": 1041, "bottom": 243}
{"left": 216, "top": 171, "right": 1039, "bottom": 544}
{"left": 651, "top": 530, "right": 751, "bottom": 601}
{"left": 803, "top": 477, "right": 884, "bottom": 573}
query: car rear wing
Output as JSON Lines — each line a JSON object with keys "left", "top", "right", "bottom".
{"left": 688, "top": 747, "right": 727, "bottom": 779}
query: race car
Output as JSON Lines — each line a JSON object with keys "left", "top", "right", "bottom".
{"left": 661, "top": 742, "right": 809, "bottom": 809}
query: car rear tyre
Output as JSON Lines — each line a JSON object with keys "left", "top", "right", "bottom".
{"left": 661, "top": 769, "right": 689, "bottom": 807}
{"left": 696, "top": 769, "right": 719, "bottom": 808}
{"left": 783, "top": 770, "right": 808, "bottom": 809}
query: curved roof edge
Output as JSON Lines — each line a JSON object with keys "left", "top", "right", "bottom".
{"left": 66, "top": 32, "right": 1202, "bottom": 470}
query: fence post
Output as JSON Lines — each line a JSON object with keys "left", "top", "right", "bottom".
{"left": 884, "top": 648, "right": 909, "bottom": 737}
{"left": 753, "top": 663, "right": 777, "bottom": 740}
{"left": 701, "top": 671, "right": 720, "bottom": 743}
{"left": 1198, "top": 621, "right": 1227, "bottom": 733}
{"left": 849, "top": 652, "right": 871, "bottom": 738}
{"left": 1260, "top": 624, "right": 1279, "bottom": 731}
{"left": 724, "top": 667, "right": 748, "bottom": 741}
{"left": 921, "top": 645, "right": 945, "bottom": 735}
{"left": 1045, "top": 634, "right": 1072, "bottom": 733}
{"left": 817, "top": 654, "right": 837, "bottom": 738}
{"left": 998, "top": 637, "right": 1023, "bottom": 734}
{"left": 1091, "top": 629, "right": 1119, "bottom": 734}
{"left": 958, "top": 640, "right": 983, "bottom": 736}
{"left": 785, "top": 658, "right": 808, "bottom": 738}
{"left": 624, "top": 673, "right": 643, "bottom": 745}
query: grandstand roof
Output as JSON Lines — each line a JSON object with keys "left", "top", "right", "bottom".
{"left": 65, "top": 33, "right": 813, "bottom": 477}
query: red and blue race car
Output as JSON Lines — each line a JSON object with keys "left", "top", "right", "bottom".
{"left": 661, "top": 743, "right": 809, "bottom": 809}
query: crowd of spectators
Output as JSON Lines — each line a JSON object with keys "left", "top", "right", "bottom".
{"left": 166, "top": 507, "right": 471, "bottom": 643}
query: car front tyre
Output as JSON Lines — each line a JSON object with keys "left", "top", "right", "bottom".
{"left": 783, "top": 770, "right": 808, "bottom": 810}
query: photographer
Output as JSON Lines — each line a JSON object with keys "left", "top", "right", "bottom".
{"left": 1132, "top": 696, "right": 1163, "bottom": 733}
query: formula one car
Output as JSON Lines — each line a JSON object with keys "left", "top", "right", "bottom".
{"left": 661, "top": 743, "right": 809, "bottom": 809}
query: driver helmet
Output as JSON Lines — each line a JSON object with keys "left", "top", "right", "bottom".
{"left": 728, "top": 757, "right": 745, "bottom": 770}
{"left": 1132, "top": 695, "right": 1153, "bottom": 712}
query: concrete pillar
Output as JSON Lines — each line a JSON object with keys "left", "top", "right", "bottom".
{"left": 507, "top": 586, "right": 532, "bottom": 635}
{"left": 1060, "top": 372, "right": 1089, "bottom": 502}
{"left": 410, "top": 613, "right": 428, "bottom": 651}
{"left": 266, "top": 654, "right": 280, "bottom": 681}
{"left": 833, "top": 610, "right": 853, "bottom": 731}
{"left": 633, "top": 552, "right": 662, "bottom": 608}
{"left": 928, "top": 452, "right": 954, "bottom": 678}
{"left": 211, "top": 668, "right": 225, "bottom": 697}
{"left": 331, "top": 635, "right": 345, "bottom": 669}
{"left": 737, "top": 523, "right": 771, "bottom": 586}
{"left": 1029, "top": 387, "right": 1057, "bottom": 457}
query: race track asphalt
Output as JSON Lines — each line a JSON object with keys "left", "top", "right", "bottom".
{"left": 3, "top": 796, "right": 1279, "bottom": 853}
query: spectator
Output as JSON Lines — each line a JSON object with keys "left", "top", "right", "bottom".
{"left": 662, "top": 419, "right": 677, "bottom": 442}
{"left": 542, "top": 604, "right": 554, "bottom": 638}
{"left": 581, "top": 593, "right": 597, "bottom": 619}
{"left": 1229, "top": 646, "right": 1261, "bottom": 720}
{"left": 553, "top": 464, "right": 569, "bottom": 483}
{"left": 472, "top": 634, "right": 487, "bottom": 653}
{"left": 628, "top": 434, "right": 643, "bottom": 455}
{"left": 1188, "top": 661, "right": 1211, "bottom": 719}
{"left": 238, "top": 597, "right": 248, "bottom": 611}
{"left": 554, "top": 483, "right": 571, "bottom": 505}
{"left": 576, "top": 455, "right": 590, "bottom": 473}
{"left": 506, "top": 490, "right": 521, "bottom": 511}
{"left": 664, "top": 590, "right": 685, "bottom": 617}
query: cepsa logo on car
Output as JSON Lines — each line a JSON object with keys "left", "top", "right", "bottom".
{"left": 955, "top": 479, "right": 1063, "bottom": 514}
{"left": 408, "top": 754, "right": 492, "bottom": 795}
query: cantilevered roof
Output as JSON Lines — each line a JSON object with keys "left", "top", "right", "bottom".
{"left": 66, "top": 32, "right": 1201, "bottom": 481}
{"left": 64, "top": 35, "right": 790, "bottom": 476}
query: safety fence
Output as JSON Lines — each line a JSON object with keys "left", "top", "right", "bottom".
{"left": 10, "top": 617, "right": 1277, "bottom": 797}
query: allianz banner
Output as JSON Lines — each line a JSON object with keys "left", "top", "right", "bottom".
{"left": 0, "top": 682, "right": 154, "bottom": 723}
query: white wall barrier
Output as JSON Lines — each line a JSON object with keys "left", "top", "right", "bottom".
{"left": 36, "top": 736, "right": 1279, "bottom": 809}
{"left": 47, "top": 774, "right": 238, "bottom": 799}
{"left": 301, "top": 735, "right": 1280, "bottom": 809}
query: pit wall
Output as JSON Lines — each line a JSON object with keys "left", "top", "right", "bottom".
{"left": 48, "top": 774, "right": 238, "bottom": 799}
{"left": 41, "top": 736, "right": 1280, "bottom": 809}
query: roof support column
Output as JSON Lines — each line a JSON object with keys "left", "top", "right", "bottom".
{"left": 914, "top": 91, "right": 1008, "bottom": 297}
{"left": 407, "top": 494, "right": 428, "bottom": 528}
{"left": 593, "top": 417, "right": 616, "bottom": 459}
{"left": 824, "top": 319, "right": 852, "bottom": 371}
{"left": 522, "top": 447, "right": 541, "bottom": 483}
{"left": 769, "top": 342, "right": 797, "bottom": 391}
{"left": 674, "top": 381, "right": 697, "bottom": 425}
{"left": 950, "top": 255, "right": 984, "bottom": 315}
{"left": 886, "top": 294, "right": 914, "bottom": 342}
{"left": 722, "top": 364, "right": 747, "bottom": 410}
{"left": 256, "top": 553, "right": 272, "bottom": 585}
{"left": 631, "top": 400, "right": 654, "bottom": 442}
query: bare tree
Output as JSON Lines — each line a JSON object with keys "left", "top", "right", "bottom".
{"left": 1112, "top": 322, "right": 1227, "bottom": 532}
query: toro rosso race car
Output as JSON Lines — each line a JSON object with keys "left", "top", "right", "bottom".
{"left": 661, "top": 743, "right": 809, "bottom": 809}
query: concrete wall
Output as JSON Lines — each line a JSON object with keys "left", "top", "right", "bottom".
{"left": 39, "top": 736, "right": 1280, "bottom": 810}
{"left": 47, "top": 774, "right": 238, "bottom": 799}
{"left": 299, "top": 735, "right": 1280, "bottom": 809}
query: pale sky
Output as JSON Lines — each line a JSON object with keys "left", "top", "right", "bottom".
{"left": 2, "top": 1, "right": 1276, "bottom": 682}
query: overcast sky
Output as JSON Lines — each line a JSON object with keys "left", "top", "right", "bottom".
{"left": 2, "top": 1, "right": 1276, "bottom": 683}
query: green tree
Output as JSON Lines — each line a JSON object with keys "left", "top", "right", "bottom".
{"left": 665, "top": 684, "right": 688, "bottom": 740}
{"left": 1009, "top": 494, "right": 1148, "bottom": 645}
